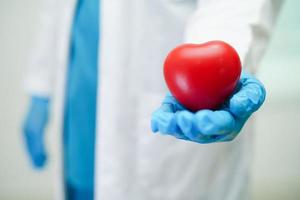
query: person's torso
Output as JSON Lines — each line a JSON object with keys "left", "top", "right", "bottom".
{"left": 96, "top": 1, "right": 252, "bottom": 199}
{"left": 52, "top": 1, "right": 253, "bottom": 199}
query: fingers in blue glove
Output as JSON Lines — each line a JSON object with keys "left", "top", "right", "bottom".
{"left": 229, "top": 73, "right": 266, "bottom": 118}
{"left": 151, "top": 105, "right": 178, "bottom": 134}
{"left": 24, "top": 131, "right": 47, "bottom": 168}
{"left": 151, "top": 97, "right": 193, "bottom": 140}
{"left": 176, "top": 109, "right": 235, "bottom": 142}
{"left": 151, "top": 73, "right": 266, "bottom": 144}
{"left": 174, "top": 110, "right": 209, "bottom": 143}
{"left": 23, "top": 96, "right": 50, "bottom": 168}
{"left": 195, "top": 110, "right": 235, "bottom": 136}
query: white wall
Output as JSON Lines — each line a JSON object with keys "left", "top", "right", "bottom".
{"left": 0, "top": 0, "right": 299, "bottom": 199}
{"left": 252, "top": 1, "right": 300, "bottom": 199}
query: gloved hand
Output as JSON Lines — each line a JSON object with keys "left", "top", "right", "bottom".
{"left": 23, "top": 96, "right": 50, "bottom": 168}
{"left": 151, "top": 73, "right": 266, "bottom": 143}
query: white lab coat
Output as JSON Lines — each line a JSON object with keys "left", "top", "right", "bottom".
{"left": 25, "top": 0, "right": 283, "bottom": 199}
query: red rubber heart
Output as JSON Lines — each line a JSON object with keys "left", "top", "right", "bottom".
{"left": 164, "top": 41, "right": 241, "bottom": 112}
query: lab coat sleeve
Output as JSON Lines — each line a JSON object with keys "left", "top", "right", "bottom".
{"left": 24, "top": 0, "right": 60, "bottom": 97}
{"left": 184, "top": 0, "right": 284, "bottom": 71}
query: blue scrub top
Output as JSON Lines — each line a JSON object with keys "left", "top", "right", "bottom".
{"left": 64, "top": 0, "right": 99, "bottom": 190}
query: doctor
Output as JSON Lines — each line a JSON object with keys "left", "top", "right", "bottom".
{"left": 23, "top": 0, "right": 282, "bottom": 199}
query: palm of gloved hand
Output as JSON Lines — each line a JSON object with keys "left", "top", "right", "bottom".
{"left": 151, "top": 73, "right": 266, "bottom": 143}
{"left": 23, "top": 97, "right": 50, "bottom": 168}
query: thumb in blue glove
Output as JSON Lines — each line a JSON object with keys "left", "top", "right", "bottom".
{"left": 23, "top": 96, "right": 50, "bottom": 168}
{"left": 151, "top": 73, "right": 266, "bottom": 143}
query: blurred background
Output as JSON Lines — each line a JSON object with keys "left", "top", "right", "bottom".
{"left": 0, "top": 0, "right": 299, "bottom": 199}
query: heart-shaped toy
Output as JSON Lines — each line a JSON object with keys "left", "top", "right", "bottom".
{"left": 164, "top": 41, "right": 242, "bottom": 111}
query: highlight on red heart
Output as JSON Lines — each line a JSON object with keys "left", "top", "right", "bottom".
{"left": 164, "top": 40, "right": 242, "bottom": 112}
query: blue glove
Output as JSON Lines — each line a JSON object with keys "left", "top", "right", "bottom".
{"left": 23, "top": 96, "right": 50, "bottom": 168}
{"left": 151, "top": 73, "right": 266, "bottom": 143}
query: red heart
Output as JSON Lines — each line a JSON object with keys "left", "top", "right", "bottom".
{"left": 164, "top": 41, "right": 241, "bottom": 112}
